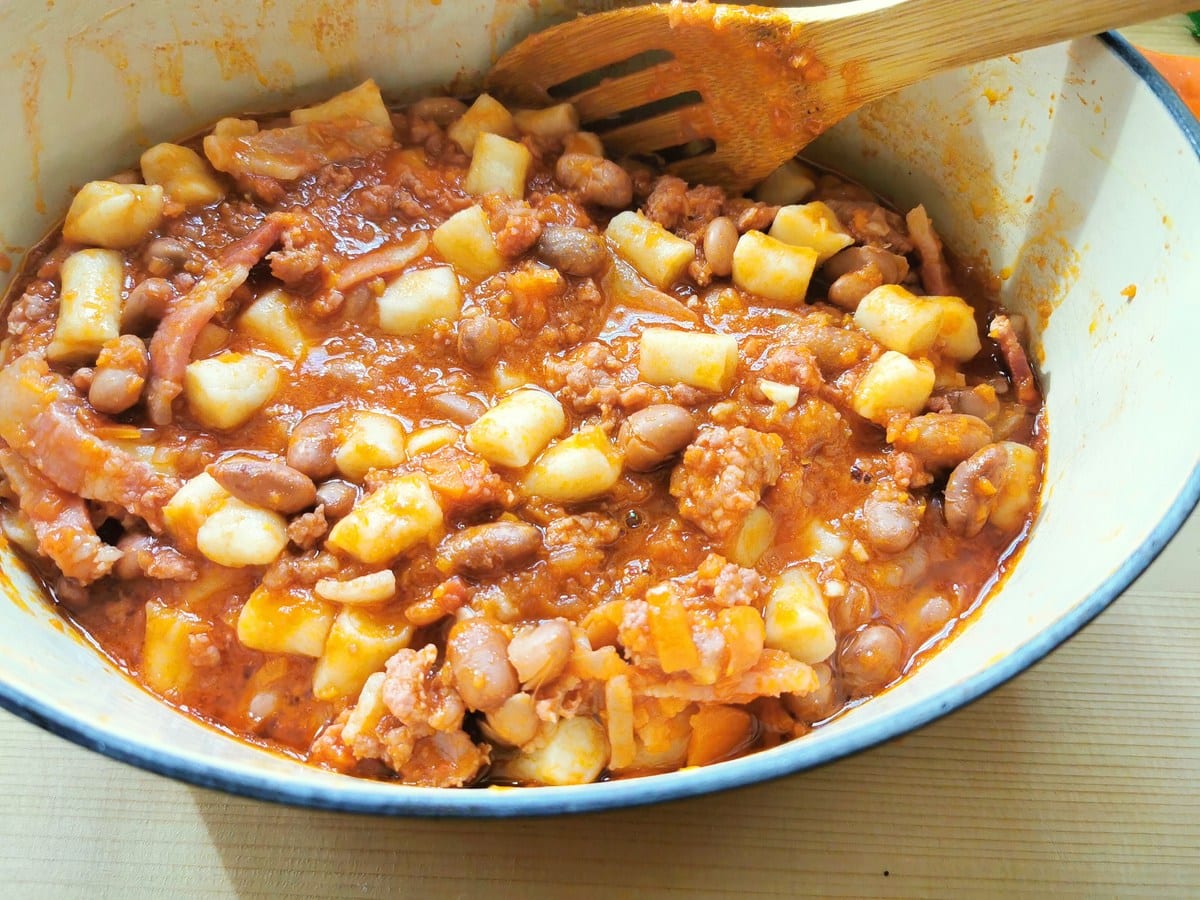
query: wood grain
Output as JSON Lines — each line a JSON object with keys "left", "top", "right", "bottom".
{"left": 1125, "top": 14, "right": 1199, "bottom": 54}
{"left": 1, "top": 18, "right": 1197, "bottom": 900}
{"left": 488, "top": 3, "right": 1196, "bottom": 189}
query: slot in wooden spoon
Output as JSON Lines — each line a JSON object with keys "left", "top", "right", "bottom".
{"left": 488, "top": 0, "right": 1193, "bottom": 190}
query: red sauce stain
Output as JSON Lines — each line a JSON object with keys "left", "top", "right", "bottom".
{"left": 856, "top": 87, "right": 1009, "bottom": 231}
{"left": 0, "top": 254, "right": 11, "bottom": 274}
{"left": 769, "top": 106, "right": 790, "bottom": 137}
{"left": 153, "top": 40, "right": 187, "bottom": 101}
{"left": 6, "top": 595, "right": 28, "bottom": 614}
{"left": 0, "top": 535, "right": 31, "bottom": 615}
{"left": 982, "top": 86, "right": 1011, "bottom": 106}
{"left": 791, "top": 51, "right": 827, "bottom": 83}
{"left": 1009, "top": 188, "right": 1083, "bottom": 332}
{"left": 18, "top": 49, "right": 46, "bottom": 215}
{"left": 310, "top": 2, "right": 357, "bottom": 61}
{"left": 679, "top": 104, "right": 716, "bottom": 144}
{"left": 839, "top": 58, "right": 865, "bottom": 100}
{"left": 1036, "top": 300, "right": 1053, "bottom": 327}
{"left": 212, "top": 18, "right": 272, "bottom": 86}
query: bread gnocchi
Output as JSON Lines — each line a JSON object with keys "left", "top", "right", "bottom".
{"left": 0, "top": 81, "right": 1044, "bottom": 793}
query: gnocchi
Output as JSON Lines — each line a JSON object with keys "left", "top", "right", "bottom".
{"left": 0, "top": 81, "right": 1045, "bottom": 794}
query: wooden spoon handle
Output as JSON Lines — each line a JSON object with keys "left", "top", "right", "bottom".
{"left": 786, "top": 0, "right": 1195, "bottom": 103}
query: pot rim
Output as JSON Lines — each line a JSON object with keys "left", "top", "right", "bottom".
{"left": 0, "top": 31, "right": 1196, "bottom": 818}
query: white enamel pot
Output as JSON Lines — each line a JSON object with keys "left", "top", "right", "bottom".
{"left": 0, "top": 1, "right": 1196, "bottom": 815}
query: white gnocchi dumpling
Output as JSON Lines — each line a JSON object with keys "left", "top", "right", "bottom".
{"left": 63, "top": 181, "right": 164, "bottom": 249}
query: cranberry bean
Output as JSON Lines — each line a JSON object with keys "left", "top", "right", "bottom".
{"left": 428, "top": 392, "right": 487, "bottom": 426}
{"left": 839, "top": 624, "right": 904, "bottom": 695}
{"left": 944, "top": 441, "right": 1039, "bottom": 538}
{"left": 554, "top": 153, "right": 633, "bottom": 208}
{"left": 783, "top": 662, "right": 840, "bottom": 723}
{"left": 71, "top": 367, "right": 94, "bottom": 392}
{"left": 409, "top": 96, "right": 468, "bottom": 126}
{"left": 934, "top": 386, "right": 1001, "bottom": 422}
{"left": 484, "top": 692, "right": 540, "bottom": 747}
{"left": 314, "top": 479, "right": 358, "bottom": 520}
{"left": 829, "top": 581, "right": 873, "bottom": 633}
{"left": 144, "top": 237, "right": 192, "bottom": 277}
{"left": 858, "top": 492, "right": 924, "bottom": 554}
{"left": 507, "top": 619, "right": 573, "bottom": 687}
{"left": 209, "top": 454, "right": 317, "bottom": 514}
{"left": 447, "top": 618, "right": 519, "bottom": 712}
{"left": 618, "top": 405, "right": 696, "bottom": 472}
{"left": 890, "top": 413, "right": 992, "bottom": 471}
{"left": 438, "top": 521, "right": 542, "bottom": 577}
{"left": 121, "top": 278, "right": 173, "bottom": 335}
{"left": 702, "top": 217, "right": 738, "bottom": 277}
{"left": 535, "top": 225, "right": 607, "bottom": 276}
{"left": 286, "top": 412, "right": 338, "bottom": 479}
{"left": 89, "top": 335, "right": 149, "bottom": 415}
{"left": 457, "top": 316, "right": 502, "bottom": 368}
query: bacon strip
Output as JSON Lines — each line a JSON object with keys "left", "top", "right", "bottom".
{"left": 115, "top": 533, "right": 197, "bottom": 582}
{"left": 204, "top": 121, "right": 394, "bottom": 183}
{"left": 823, "top": 199, "right": 913, "bottom": 254}
{"left": 905, "top": 204, "right": 957, "bottom": 296}
{"left": 989, "top": 314, "right": 1041, "bottom": 406}
{"left": 334, "top": 233, "right": 430, "bottom": 292}
{"left": 146, "top": 217, "right": 284, "bottom": 425}
{"left": 0, "top": 354, "right": 181, "bottom": 531}
{"left": 0, "top": 447, "right": 121, "bottom": 584}
{"left": 632, "top": 649, "right": 818, "bottom": 705}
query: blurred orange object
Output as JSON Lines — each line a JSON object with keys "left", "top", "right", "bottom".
{"left": 1138, "top": 47, "right": 1200, "bottom": 119}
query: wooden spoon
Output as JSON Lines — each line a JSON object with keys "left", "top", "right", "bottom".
{"left": 487, "top": 0, "right": 1193, "bottom": 190}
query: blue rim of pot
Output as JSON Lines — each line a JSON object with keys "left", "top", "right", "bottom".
{"left": 0, "top": 31, "right": 1196, "bottom": 818}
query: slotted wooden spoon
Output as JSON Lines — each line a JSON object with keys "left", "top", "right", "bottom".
{"left": 487, "top": 0, "right": 1193, "bottom": 190}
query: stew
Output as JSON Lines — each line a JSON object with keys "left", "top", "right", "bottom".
{"left": 0, "top": 80, "right": 1044, "bottom": 787}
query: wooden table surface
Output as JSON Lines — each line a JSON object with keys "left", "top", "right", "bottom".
{"left": 2, "top": 17, "right": 1198, "bottom": 900}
